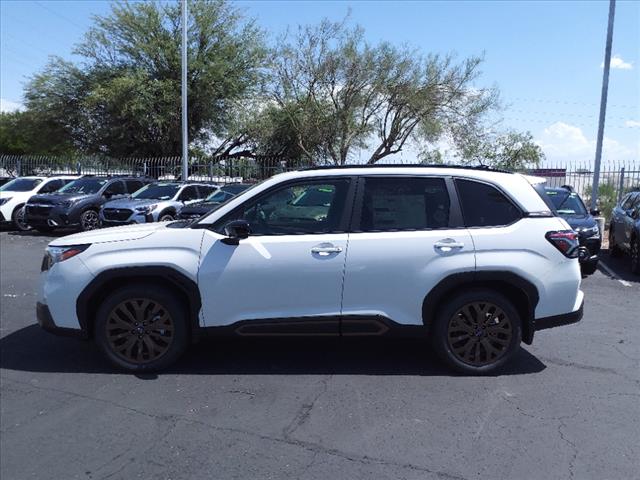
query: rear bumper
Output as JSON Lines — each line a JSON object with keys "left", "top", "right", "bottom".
{"left": 37, "top": 302, "right": 87, "bottom": 338}
{"left": 535, "top": 298, "right": 584, "bottom": 331}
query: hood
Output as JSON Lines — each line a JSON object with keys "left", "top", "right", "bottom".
{"left": 50, "top": 222, "right": 167, "bottom": 247}
{"left": 29, "top": 192, "right": 91, "bottom": 204}
{"left": 103, "top": 197, "right": 156, "bottom": 209}
{"left": 560, "top": 214, "right": 597, "bottom": 230}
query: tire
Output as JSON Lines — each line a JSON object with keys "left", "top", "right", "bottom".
{"left": 431, "top": 289, "right": 522, "bottom": 375}
{"left": 158, "top": 211, "right": 175, "bottom": 222}
{"left": 94, "top": 285, "right": 189, "bottom": 372}
{"left": 11, "top": 205, "right": 30, "bottom": 232}
{"left": 80, "top": 209, "right": 100, "bottom": 231}
{"left": 581, "top": 260, "right": 598, "bottom": 276}
{"left": 631, "top": 238, "right": 640, "bottom": 275}
{"left": 609, "top": 227, "right": 622, "bottom": 257}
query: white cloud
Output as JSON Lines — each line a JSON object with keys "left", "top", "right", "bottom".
{"left": 601, "top": 54, "right": 633, "bottom": 70}
{"left": 625, "top": 120, "right": 640, "bottom": 128}
{"left": 0, "top": 98, "right": 24, "bottom": 113}
{"left": 536, "top": 121, "right": 637, "bottom": 163}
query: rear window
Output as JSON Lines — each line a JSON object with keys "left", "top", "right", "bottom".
{"left": 456, "top": 179, "right": 521, "bottom": 227}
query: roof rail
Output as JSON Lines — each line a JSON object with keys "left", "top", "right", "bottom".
{"left": 299, "top": 163, "right": 513, "bottom": 174}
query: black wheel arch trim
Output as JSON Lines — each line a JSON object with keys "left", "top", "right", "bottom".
{"left": 76, "top": 266, "right": 202, "bottom": 340}
{"left": 422, "top": 271, "right": 540, "bottom": 344}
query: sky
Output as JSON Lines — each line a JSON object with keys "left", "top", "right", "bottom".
{"left": 1, "top": 0, "right": 639, "bottom": 166}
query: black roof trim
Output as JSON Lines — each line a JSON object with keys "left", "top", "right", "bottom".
{"left": 299, "top": 164, "right": 514, "bottom": 174}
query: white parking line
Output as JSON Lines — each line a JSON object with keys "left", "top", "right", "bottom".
{"left": 599, "top": 261, "right": 632, "bottom": 287}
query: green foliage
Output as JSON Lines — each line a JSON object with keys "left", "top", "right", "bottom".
{"left": 457, "top": 130, "right": 544, "bottom": 170}
{"left": 23, "top": 0, "right": 266, "bottom": 156}
{"left": 585, "top": 181, "right": 617, "bottom": 220}
{"left": 0, "top": 110, "right": 74, "bottom": 155}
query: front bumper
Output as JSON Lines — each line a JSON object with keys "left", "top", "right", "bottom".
{"left": 37, "top": 302, "right": 87, "bottom": 338}
{"left": 535, "top": 298, "right": 584, "bottom": 331}
{"left": 25, "top": 205, "right": 81, "bottom": 228}
{"left": 578, "top": 234, "right": 601, "bottom": 263}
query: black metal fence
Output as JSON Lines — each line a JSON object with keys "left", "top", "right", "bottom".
{"left": 1, "top": 154, "right": 638, "bottom": 216}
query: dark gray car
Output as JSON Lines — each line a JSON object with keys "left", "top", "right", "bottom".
{"left": 609, "top": 190, "right": 640, "bottom": 274}
{"left": 25, "top": 176, "right": 152, "bottom": 232}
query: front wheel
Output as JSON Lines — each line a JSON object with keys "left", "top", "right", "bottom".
{"left": 159, "top": 213, "right": 175, "bottom": 222}
{"left": 80, "top": 209, "right": 100, "bottom": 231}
{"left": 631, "top": 238, "right": 640, "bottom": 275}
{"left": 581, "top": 260, "right": 598, "bottom": 276}
{"left": 94, "top": 286, "right": 189, "bottom": 372}
{"left": 12, "top": 206, "right": 30, "bottom": 231}
{"left": 431, "top": 289, "right": 522, "bottom": 375}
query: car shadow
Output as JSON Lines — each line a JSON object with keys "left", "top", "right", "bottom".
{"left": 0, "top": 324, "right": 546, "bottom": 377}
{"left": 598, "top": 248, "right": 639, "bottom": 284}
{"left": 5, "top": 228, "right": 75, "bottom": 238}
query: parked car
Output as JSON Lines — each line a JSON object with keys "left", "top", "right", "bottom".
{"left": 178, "top": 183, "right": 253, "bottom": 220}
{"left": 37, "top": 165, "right": 583, "bottom": 374}
{"left": 25, "top": 176, "right": 152, "bottom": 232}
{"left": 0, "top": 177, "right": 12, "bottom": 187}
{"left": 543, "top": 186, "right": 601, "bottom": 275}
{"left": 0, "top": 175, "right": 79, "bottom": 231}
{"left": 100, "top": 182, "right": 217, "bottom": 226}
{"left": 609, "top": 190, "right": 640, "bottom": 274}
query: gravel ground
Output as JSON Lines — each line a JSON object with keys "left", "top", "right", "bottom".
{"left": 1, "top": 229, "right": 639, "bottom": 480}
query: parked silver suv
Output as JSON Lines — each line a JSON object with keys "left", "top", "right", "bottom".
{"left": 100, "top": 182, "right": 217, "bottom": 226}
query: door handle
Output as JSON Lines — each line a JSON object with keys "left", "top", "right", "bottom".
{"left": 434, "top": 239, "right": 465, "bottom": 253}
{"left": 311, "top": 243, "right": 343, "bottom": 256}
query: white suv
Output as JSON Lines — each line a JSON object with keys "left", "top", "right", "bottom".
{"left": 37, "top": 166, "right": 584, "bottom": 374}
{"left": 0, "top": 175, "right": 79, "bottom": 230}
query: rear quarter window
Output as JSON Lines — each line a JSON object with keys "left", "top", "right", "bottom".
{"left": 455, "top": 179, "right": 522, "bottom": 227}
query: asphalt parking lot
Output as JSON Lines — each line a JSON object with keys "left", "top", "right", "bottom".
{"left": 1, "top": 229, "right": 639, "bottom": 480}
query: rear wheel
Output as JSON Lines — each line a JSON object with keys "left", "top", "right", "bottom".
{"left": 80, "top": 209, "right": 100, "bottom": 231}
{"left": 94, "top": 286, "right": 189, "bottom": 372}
{"left": 609, "top": 227, "right": 622, "bottom": 257}
{"left": 432, "top": 289, "right": 521, "bottom": 375}
{"left": 631, "top": 238, "right": 640, "bottom": 275}
{"left": 12, "top": 206, "right": 30, "bottom": 231}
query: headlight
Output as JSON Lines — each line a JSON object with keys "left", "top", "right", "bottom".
{"left": 0, "top": 197, "right": 11, "bottom": 206}
{"left": 578, "top": 226, "right": 600, "bottom": 237}
{"left": 41, "top": 244, "right": 90, "bottom": 272}
{"left": 135, "top": 205, "right": 157, "bottom": 214}
{"left": 60, "top": 200, "right": 77, "bottom": 208}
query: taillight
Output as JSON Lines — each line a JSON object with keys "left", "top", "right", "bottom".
{"left": 546, "top": 230, "right": 580, "bottom": 258}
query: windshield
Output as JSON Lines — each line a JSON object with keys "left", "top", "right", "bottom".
{"left": 58, "top": 178, "right": 108, "bottom": 194}
{"left": 205, "top": 190, "right": 235, "bottom": 203}
{"left": 545, "top": 189, "right": 588, "bottom": 216}
{"left": 192, "top": 181, "right": 261, "bottom": 226}
{"left": 133, "top": 183, "right": 180, "bottom": 200}
{"left": 0, "top": 178, "right": 42, "bottom": 192}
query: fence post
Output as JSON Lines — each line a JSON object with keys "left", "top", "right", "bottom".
{"left": 76, "top": 160, "right": 82, "bottom": 175}
{"left": 617, "top": 167, "right": 625, "bottom": 203}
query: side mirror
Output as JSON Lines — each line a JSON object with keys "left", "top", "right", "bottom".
{"left": 590, "top": 209, "right": 600, "bottom": 216}
{"left": 221, "top": 219, "right": 251, "bottom": 245}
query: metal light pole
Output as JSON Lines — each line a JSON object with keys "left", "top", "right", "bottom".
{"left": 181, "top": 0, "right": 188, "bottom": 181}
{"left": 591, "top": 0, "right": 616, "bottom": 212}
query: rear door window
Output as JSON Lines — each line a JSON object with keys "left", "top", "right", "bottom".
{"left": 455, "top": 179, "right": 521, "bottom": 227}
{"left": 359, "top": 177, "right": 450, "bottom": 231}
{"left": 104, "top": 180, "right": 125, "bottom": 196}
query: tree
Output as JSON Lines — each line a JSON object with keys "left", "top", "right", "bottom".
{"left": 24, "top": 0, "right": 266, "bottom": 157}
{"left": 456, "top": 130, "right": 544, "bottom": 170}
{"left": 269, "top": 19, "right": 497, "bottom": 165}
{"left": 0, "top": 110, "right": 74, "bottom": 155}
